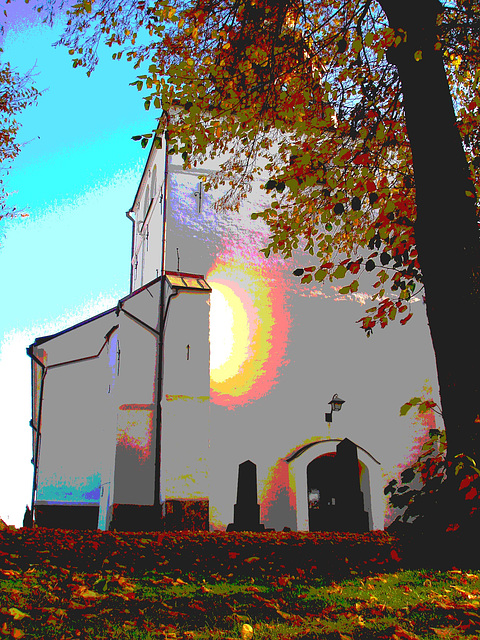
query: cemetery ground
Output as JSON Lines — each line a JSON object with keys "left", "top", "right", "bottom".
{"left": 1, "top": 528, "right": 480, "bottom": 640}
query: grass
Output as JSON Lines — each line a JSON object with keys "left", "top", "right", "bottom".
{"left": 0, "top": 529, "right": 480, "bottom": 639}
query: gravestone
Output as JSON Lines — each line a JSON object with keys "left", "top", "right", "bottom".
{"left": 227, "top": 460, "right": 265, "bottom": 531}
{"left": 335, "top": 438, "right": 369, "bottom": 532}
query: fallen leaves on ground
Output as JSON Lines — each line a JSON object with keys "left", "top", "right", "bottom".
{"left": 0, "top": 530, "right": 478, "bottom": 639}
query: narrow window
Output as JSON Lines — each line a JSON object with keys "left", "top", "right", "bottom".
{"left": 143, "top": 184, "right": 150, "bottom": 220}
{"left": 151, "top": 165, "right": 157, "bottom": 199}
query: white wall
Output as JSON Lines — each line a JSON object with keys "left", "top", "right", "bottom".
{"left": 158, "top": 147, "right": 441, "bottom": 531}
{"left": 32, "top": 310, "right": 118, "bottom": 507}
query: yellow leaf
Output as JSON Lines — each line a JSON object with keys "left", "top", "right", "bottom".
{"left": 241, "top": 624, "right": 254, "bottom": 640}
{"left": 414, "top": 50, "right": 423, "bottom": 62}
{"left": 452, "top": 585, "right": 477, "bottom": 599}
{"left": 77, "top": 587, "right": 101, "bottom": 599}
{"left": 8, "top": 609, "right": 29, "bottom": 621}
{"left": 431, "top": 628, "right": 459, "bottom": 638}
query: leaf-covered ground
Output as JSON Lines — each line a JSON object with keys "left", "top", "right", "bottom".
{"left": 0, "top": 529, "right": 479, "bottom": 640}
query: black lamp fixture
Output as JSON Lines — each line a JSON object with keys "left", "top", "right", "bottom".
{"left": 325, "top": 394, "right": 345, "bottom": 423}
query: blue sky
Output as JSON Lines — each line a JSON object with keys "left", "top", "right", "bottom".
{"left": 0, "top": 3, "right": 154, "bottom": 526}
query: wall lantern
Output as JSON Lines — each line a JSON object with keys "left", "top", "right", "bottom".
{"left": 325, "top": 394, "right": 345, "bottom": 423}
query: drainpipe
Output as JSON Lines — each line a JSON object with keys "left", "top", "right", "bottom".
{"left": 26, "top": 347, "right": 46, "bottom": 527}
{"left": 153, "top": 117, "right": 170, "bottom": 518}
{"left": 126, "top": 209, "right": 135, "bottom": 294}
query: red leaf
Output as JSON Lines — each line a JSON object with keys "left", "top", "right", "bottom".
{"left": 465, "top": 487, "right": 477, "bottom": 500}
{"left": 348, "top": 260, "right": 362, "bottom": 274}
{"left": 391, "top": 549, "right": 401, "bottom": 562}
{"left": 353, "top": 153, "right": 370, "bottom": 166}
{"left": 459, "top": 476, "right": 474, "bottom": 491}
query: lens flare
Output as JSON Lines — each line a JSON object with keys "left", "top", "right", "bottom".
{"left": 208, "top": 249, "right": 291, "bottom": 407}
{"left": 210, "top": 282, "right": 250, "bottom": 380}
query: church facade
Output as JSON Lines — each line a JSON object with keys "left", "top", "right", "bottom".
{"left": 27, "top": 138, "right": 441, "bottom": 532}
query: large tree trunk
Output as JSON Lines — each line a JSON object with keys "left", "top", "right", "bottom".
{"left": 379, "top": 0, "right": 480, "bottom": 465}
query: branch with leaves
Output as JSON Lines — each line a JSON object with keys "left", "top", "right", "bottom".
{"left": 0, "top": 60, "right": 40, "bottom": 223}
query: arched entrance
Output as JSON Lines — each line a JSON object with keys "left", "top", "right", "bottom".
{"left": 287, "top": 437, "right": 379, "bottom": 532}
{"left": 307, "top": 453, "right": 337, "bottom": 531}
{"left": 307, "top": 439, "right": 369, "bottom": 532}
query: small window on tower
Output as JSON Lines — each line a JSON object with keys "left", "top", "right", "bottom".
{"left": 143, "top": 184, "right": 150, "bottom": 220}
{"left": 151, "top": 165, "right": 157, "bottom": 199}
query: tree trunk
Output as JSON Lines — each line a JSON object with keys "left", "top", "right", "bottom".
{"left": 378, "top": 0, "right": 480, "bottom": 464}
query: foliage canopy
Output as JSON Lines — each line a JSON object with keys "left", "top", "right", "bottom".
{"left": 52, "top": 0, "right": 480, "bottom": 333}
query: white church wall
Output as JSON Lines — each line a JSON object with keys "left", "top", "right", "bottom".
{"left": 32, "top": 310, "right": 118, "bottom": 510}
{"left": 31, "top": 133, "right": 441, "bottom": 533}
{"left": 154, "top": 145, "right": 441, "bottom": 532}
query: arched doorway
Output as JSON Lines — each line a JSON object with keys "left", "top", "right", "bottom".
{"left": 307, "top": 452, "right": 337, "bottom": 531}
{"left": 307, "top": 439, "right": 369, "bottom": 532}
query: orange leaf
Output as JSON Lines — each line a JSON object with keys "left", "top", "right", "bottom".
{"left": 391, "top": 625, "right": 422, "bottom": 639}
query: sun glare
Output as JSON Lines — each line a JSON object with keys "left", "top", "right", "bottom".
{"left": 209, "top": 281, "right": 250, "bottom": 384}
{"left": 206, "top": 250, "right": 290, "bottom": 408}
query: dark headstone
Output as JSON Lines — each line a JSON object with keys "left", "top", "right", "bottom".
{"left": 227, "top": 460, "right": 265, "bottom": 532}
{"left": 335, "top": 438, "right": 369, "bottom": 532}
{"left": 23, "top": 505, "right": 33, "bottom": 528}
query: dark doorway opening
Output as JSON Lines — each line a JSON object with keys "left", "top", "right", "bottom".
{"left": 307, "top": 438, "right": 369, "bottom": 532}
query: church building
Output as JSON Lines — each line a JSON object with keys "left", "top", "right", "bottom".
{"left": 27, "top": 136, "right": 441, "bottom": 532}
